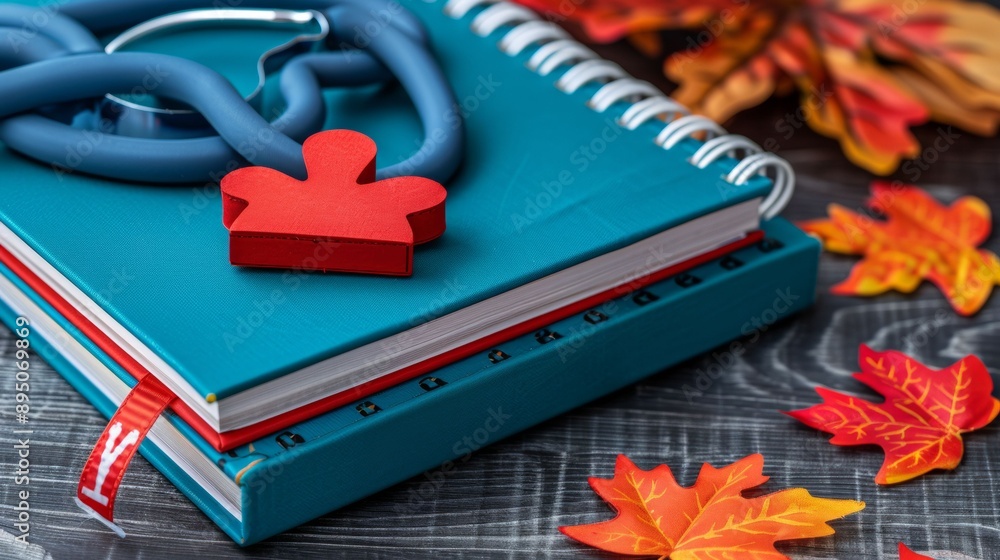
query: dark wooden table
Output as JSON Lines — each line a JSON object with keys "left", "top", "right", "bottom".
{"left": 2, "top": 40, "right": 999, "bottom": 560}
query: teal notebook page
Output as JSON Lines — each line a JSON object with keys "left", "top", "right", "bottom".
{"left": 0, "top": 0, "right": 771, "bottom": 399}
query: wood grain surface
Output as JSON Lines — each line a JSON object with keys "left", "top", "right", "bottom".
{"left": 2, "top": 40, "right": 999, "bottom": 560}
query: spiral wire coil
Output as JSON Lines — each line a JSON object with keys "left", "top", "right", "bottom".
{"left": 444, "top": 0, "right": 794, "bottom": 219}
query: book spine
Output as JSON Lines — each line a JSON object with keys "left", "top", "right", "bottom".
{"left": 0, "top": 274, "right": 245, "bottom": 542}
{"left": 441, "top": 0, "right": 794, "bottom": 220}
{"left": 240, "top": 217, "right": 820, "bottom": 544}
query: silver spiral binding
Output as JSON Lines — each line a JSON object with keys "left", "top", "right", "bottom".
{"left": 529, "top": 40, "right": 596, "bottom": 75}
{"left": 444, "top": 0, "right": 794, "bottom": 219}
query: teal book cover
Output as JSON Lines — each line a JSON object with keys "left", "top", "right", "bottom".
{"left": 0, "top": 2, "right": 769, "bottom": 406}
{"left": 0, "top": 217, "right": 819, "bottom": 544}
{"left": 0, "top": 0, "right": 771, "bottom": 408}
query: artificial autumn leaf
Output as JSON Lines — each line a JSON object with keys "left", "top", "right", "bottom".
{"left": 900, "top": 543, "right": 935, "bottom": 560}
{"left": 560, "top": 453, "right": 864, "bottom": 558}
{"left": 787, "top": 345, "right": 1000, "bottom": 485}
{"left": 514, "top": 0, "right": 1000, "bottom": 174}
{"left": 799, "top": 182, "right": 1000, "bottom": 316}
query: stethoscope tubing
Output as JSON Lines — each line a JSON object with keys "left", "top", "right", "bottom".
{"left": 0, "top": 0, "right": 463, "bottom": 184}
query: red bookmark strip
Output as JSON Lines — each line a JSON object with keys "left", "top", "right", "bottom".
{"left": 76, "top": 374, "right": 176, "bottom": 536}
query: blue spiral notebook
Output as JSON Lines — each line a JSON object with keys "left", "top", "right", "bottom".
{"left": 0, "top": 0, "right": 813, "bottom": 544}
{"left": 0, "top": 217, "right": 818, "bottom": 544}
{"left": 0, "top": 0, "right": 785, "bottom": 450}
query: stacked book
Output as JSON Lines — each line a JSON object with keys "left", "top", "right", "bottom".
{"left": 0, "top": 0, "right": 818, "bottom": 544}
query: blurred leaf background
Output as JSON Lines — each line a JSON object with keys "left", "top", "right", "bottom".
{"left": 514, "top": 0, "right": 1000, "bottom": 175}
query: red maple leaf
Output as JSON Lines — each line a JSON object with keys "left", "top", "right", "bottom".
{"left": 799, "top": 182, "right": 1000, "bottom": 316}
{"left": 560, "top": 454, "right": 864, "bottom": 558}
{"left": 787, "top": 345, "right": 1000, "bottom": 484}
{"left": 220, "top": 129, "right": 446, "bottom": 276}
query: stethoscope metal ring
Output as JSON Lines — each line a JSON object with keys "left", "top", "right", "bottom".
{"left": 103, "top": 8, "right": 329, "bottom": 134}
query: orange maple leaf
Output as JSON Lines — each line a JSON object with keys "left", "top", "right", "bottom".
{"left": 514, "top": 0, "right": 1000, "bottom": 174}
{"left": 799, "top": 182, "right": 1000, "bottom": 316}
{"left": 559, "top": 453, "right": 864, "bottom": 558}
{"left": 900, "top": 543, "right": 936, "bottom": 560}
{"left": 787, "top": 345, "right": 1000, "bottom": 485}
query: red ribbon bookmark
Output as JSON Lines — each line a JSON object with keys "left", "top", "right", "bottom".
{"left": 75, "top": 374, "right": 176, "bottom": 537}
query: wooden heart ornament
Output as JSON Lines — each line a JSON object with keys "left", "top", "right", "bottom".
{"left": 220, "top": 130, "right": 446, "bottom": 276}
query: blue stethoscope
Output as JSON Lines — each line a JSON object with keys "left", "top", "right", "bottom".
{"left": 0, "top": 0, "right": 464, "bottom": 184}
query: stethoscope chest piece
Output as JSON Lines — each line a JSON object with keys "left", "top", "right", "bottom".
{"left": 102, "top": 9, "right": 328, "bottom": 139}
